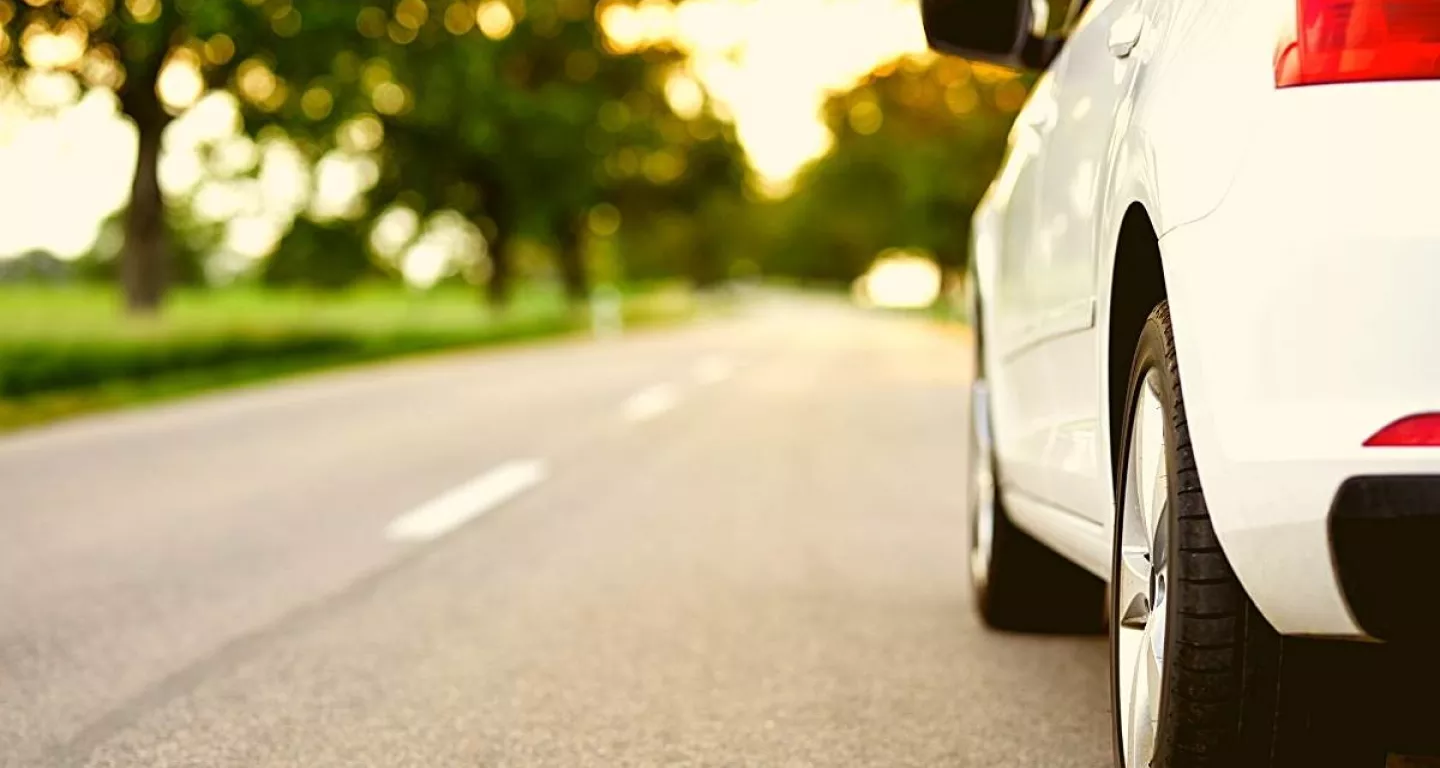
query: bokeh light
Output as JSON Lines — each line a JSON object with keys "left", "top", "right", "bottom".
{"left": 854, "top": 250, "right": 944, "bottom": 309}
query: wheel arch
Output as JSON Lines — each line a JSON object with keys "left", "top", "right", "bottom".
{"left": 1104, "top": 203, "right": 1167, "bottom": 487}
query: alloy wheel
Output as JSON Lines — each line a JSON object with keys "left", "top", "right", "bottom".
{"left": 1116, "top": 370, "right": 1171, "bottom": 766}
{"left": 969, "top": 380, "right": 996, "bottom": 590}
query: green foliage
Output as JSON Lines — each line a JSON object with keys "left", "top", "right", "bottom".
{"left": 612, "top": 114, "right": 750, "bottom": 286}
{"left": 0, "top": 331, "right": 355, "bottom": 397}
{"left": 1, "top": 0, "right": 304, "bottom": 310}
{"left": 261, "top": 218, "right": 380, "bottom": 289}
{"left": 1, "top": 0, "right": 750, "bottom": 305}
{"left": 0, "top": 282, "right": 696, "bottom": 407}
{"left": 3, "top": 1, "right": 1016, "bottom": 309}
{"left": 760, "top": 55, "right": 1026, "bottom": 283}
{"left": 255, "top": 1, "right": 749, "bottom": 298}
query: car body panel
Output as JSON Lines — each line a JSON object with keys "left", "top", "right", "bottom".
{"left": 975, "top": 0, "right": 1440, "bottom": 637}
{"left": 1159, "top": 81, "right": 1440, "bottom": 635}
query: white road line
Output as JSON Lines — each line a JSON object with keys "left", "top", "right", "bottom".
{"left": 385, "top": 459, "right": 548, "bottom": 542}
{"left": 692, "top": 356, "right": 735, "bottom": 385}
{"left": 622, "top": 383, "right": 680, "bottom": 423}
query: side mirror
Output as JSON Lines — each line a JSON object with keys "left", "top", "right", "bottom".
{"left": 921, "top": 0, "right": 1054, "bottom": 69}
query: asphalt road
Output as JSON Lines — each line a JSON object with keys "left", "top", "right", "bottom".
{"left": 0, "top": 295, "right": 1111, "bottom": 768}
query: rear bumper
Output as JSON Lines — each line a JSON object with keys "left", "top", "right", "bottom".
{"left": 1157, "top": 82, "right": 1440, "bottom": 638}
{"left": 1330, "top": 476, "right": 1440, "bottom": 642}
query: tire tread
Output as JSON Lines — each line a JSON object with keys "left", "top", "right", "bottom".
{"left": 1112, "top": 302, "right": 1286, "bottom": 767}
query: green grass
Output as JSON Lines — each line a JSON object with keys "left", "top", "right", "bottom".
{"left": 0, "top": 281, "right": 700, "bottom": 431}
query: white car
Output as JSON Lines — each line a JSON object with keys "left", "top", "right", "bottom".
{"left": 923, "top": 0, "right": 1440, "bottom": 765}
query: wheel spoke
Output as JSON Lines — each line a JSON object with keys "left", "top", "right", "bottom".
{"left": 1117, "top": 369, "right": 1170, "bottom": 768}
{"left": 1148, "top": 600, "right": 1167, "bottom": 678}
{"left": 1128, "top": 620, "right": 1160, "bottom": 764}
{"left": 1118, "top": 548, "right": 1150, "bottom": 629}
{"left": 1148, "top": 438, "right": 1170, "bottom": 574}
{"left": 1137, "top": 379, "right": 1166, "bottom": 546}
{"left": 1122, "top": 398, "right": 1149, "bottom": 553}
{"left": 1116, "top": 621, "right": 1141, "bottom": 760}
{"left": 1150, "top": 564, "right": 1168, "bottom": 682}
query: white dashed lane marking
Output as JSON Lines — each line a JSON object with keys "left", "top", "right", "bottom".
{"left": 692, "top": 356, "right": 735, "bottom": 385}
{"left": 622, "top": 383, "right": 681, "bottom": 423}
{"left": 386, "top": 459, "right": 548, "bottom": 542}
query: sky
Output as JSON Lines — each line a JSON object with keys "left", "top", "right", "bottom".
{"left": 0, "top": 0, "right": 928, "bottom": 269}
{"left": 646, "top": 0, "right": 928, "bottom": 187}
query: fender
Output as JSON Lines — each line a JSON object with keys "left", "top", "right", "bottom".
{"left": 1091, "top": 0, "right": 1282, "bottom": 505}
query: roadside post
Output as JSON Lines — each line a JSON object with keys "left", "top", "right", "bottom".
{"left": 591, "top": 284, "right": 624, "bottom": 340}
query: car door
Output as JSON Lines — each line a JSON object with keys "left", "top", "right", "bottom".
{"left": 987, "top": 70, "right": 1058, "bottom": 360}
{"left": 1000, "top": 0, "right": 1151, "bottom": 525}
{"left": 982, "top": 70, "right": 1069, "bottom": 513}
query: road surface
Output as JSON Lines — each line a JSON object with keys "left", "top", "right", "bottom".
{"left": 0, "top": 295, "right": 1111, "bottom": 767}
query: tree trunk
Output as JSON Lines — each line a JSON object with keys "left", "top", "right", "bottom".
{"left": 471, "top": 164, "right": 514, "bottom": 309}
{"left": 690, "top": 243, "right": 724, "bottom": 288}
{"left": 119, "top": 60, "right": 172, "bottom": 315}
{"left": 556, "top": 219, "right": 589, "bottom": 304}
{"left": 486, "top": 230, "right": 512, "bottom": 307}
{"left": 122, "top": 121, "right": 167, "bottom": 313}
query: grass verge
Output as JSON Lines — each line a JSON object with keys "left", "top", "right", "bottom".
{"left": 0, "top": 282, "right": 702, "bottom": 432}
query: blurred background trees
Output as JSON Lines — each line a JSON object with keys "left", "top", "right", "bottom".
{"left": 0, "top": 0, "right": 1028, "bottom": 315}
{"left": 757, "top": 54, "right": 1024, "bottom": 287}
{"left": 2, "top": 0, "right": 279, "bottom": 311}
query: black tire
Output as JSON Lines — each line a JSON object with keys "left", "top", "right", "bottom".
{"left": 968, "top": 360, "right": 1105, "bottom": 634}
{"left": 969, "top": 467, "right": 1107, "bottom": 634}
{"left": 1111, "top": 302, "right": 1381, "bottom": 768}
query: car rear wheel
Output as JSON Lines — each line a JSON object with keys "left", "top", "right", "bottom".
{"left": 1112, "top": 302, "right": 1382, "bottom": 767}
{"left": 968, "top": 376, "right": 1104, "bottom": 634}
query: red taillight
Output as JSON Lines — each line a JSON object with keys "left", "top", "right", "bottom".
{"left": 1276, "top": 0, "right": 1440, "bottom": 87}
{"left": 1364, "top": 414, "right": 1440, "bottom": 446}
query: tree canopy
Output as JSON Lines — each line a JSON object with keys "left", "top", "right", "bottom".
{"left": 1, "top": 0, "right": 749, "bottom": 310}
{"left": 759, "top": 54, "right": 1024, "bottom": 285}
{"left": 0, "top": 2, "right": 1025, "bottom": 311}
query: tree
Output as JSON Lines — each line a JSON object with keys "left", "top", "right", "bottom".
{"left": 261, "top": 216, "right": 379, "bottom": 289}
{"left": 0, "top": 0, "right": 313, "bottom": 312}
{"left": 259, "top": 0, "right": 731, "bottom": 305}
{"left": 610, "top": 112, "right": 749, "bottom": 287}
{"left": 763, "top": 54, "right": 1027, "bottom": 283}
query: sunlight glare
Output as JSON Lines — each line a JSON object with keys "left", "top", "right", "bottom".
{"left": 0, "top": 87, "right": 129, "bottom": 259}
{"left": 665, "top": 0, "right": 928, "bottom": 188}
{"left": 664, "top": 71, "right": 705, "bottom": 120}
{"left": 371, "top": 206, "right": 421, "bottom": 260}
{"left": 400, "top": 212, "right": 487, "bottom": 289}
{"left": 158, "top": 53, "right": 205, "bottom": 112}
{"left": 311, "top": 151, "right": 379, "bottom": 222}
{"left": 477, "top": 0, "right": 516, "bottom": 40}
{"left": 855, "top": 250, "right": 943, "bottom": 309}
